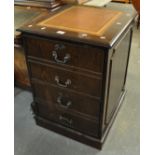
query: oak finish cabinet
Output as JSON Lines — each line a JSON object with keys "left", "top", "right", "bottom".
{"left": 18, "top": 5, "right": 137, "bottom": 149}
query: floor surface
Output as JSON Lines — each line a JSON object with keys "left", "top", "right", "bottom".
{"left": 14, "top": 27, "right": 140, "bottom": 155}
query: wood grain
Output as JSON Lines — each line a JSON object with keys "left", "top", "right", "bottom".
{"left": 20, "top": 4, "right": 135, "bottom": 149}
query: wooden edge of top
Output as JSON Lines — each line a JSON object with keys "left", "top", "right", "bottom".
{"left": 17, "top": 4, "right": 137, "bottom": 49}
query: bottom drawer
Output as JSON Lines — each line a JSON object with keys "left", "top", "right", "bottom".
{"left": 37, "top": 102, "right": 99, "bottom": 138}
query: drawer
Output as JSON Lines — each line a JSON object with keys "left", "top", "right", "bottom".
{"left": 25, "top": 36, "right": 104, "bottom": 73}
{"left": 29, "top": 61, "right": 102, "bottom": 97}
{"left": 32, "top": 80, "right": 100, "bottom": 118}
{"left": 38, "top": 102, "right": 99, "bottom": 138}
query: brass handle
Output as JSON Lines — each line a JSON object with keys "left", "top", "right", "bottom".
{"left": 52, "top": 51, "right": 70, "bottom": 64}
{"left": 59, "top": 115, "right": 72, "bottom": 125}
{"left": 57, "top": 96, "right": 72, "bottom": 109}
{"left": 55, "top": 76, "right": 71, "bottom": 88}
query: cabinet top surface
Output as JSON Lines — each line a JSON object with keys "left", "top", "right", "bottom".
{"left": 18, "top": 4, "right": 137, "bottom": 48}
{"left": 15, "top": 6, "right": 47, "bottom": 31}
{"left": 14, "top": 5, "right": 49, "bottom": 38}
{"left": 38, "top": 6, "right": 122, "bottom": 36}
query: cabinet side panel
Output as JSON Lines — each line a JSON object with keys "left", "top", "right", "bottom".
{"left": 105, "top": 29, "right": 132, "bottom": 124}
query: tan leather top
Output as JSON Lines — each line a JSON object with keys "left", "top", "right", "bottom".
{"left": 38, "top": 6, "right": 122, "bottom": 36}
{"left": 18, "top": 4, "right": 137, "bottom": 48}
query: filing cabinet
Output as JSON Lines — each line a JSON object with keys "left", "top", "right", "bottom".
{"left": 18, "top": 5, "right": 137, "bottom": 149}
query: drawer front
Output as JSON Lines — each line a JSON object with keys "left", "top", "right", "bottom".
{"left": 25, "top": 36, "right": 104, "bottom": 73}
{"left": 38, "top": 102, "right": 99, "bottom": 137}
{"left": 29, "top": 61, "right": 102, "bottom": 97}
{"left": 32, "top": 81, "right": 100, "bottom": 118}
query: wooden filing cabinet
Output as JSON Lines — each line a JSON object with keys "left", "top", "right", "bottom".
{"left": 18, "top": 5, "right": 137, "bottom": 149}
{"left": 14, "top": 5, "right": 47, "bottom": 89}
{"left": 14, "top": 1, "right": 64, "bottom": 89}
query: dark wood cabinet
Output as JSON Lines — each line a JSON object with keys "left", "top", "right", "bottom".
{"left": 14, "top": 1, "right": 64, "bottom": 89}
{"left": 14, "top": 5, "right": 47, "bottom": 89}
{"left": 14, "top": 0, "right": 63, "bottom": 9}
{"left": 18, "top": 5, "right": 137, "bottom": 149}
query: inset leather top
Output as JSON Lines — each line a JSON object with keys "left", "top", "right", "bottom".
{"left": 18, "top": 5, "right": 137, "bottom": 48}
{"left": 38, "top": 6, "right": 122, "bottom": 36}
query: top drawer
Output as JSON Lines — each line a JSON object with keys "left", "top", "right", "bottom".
{"left": 24, "top": 36, "right": 104, "bottom": 73}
